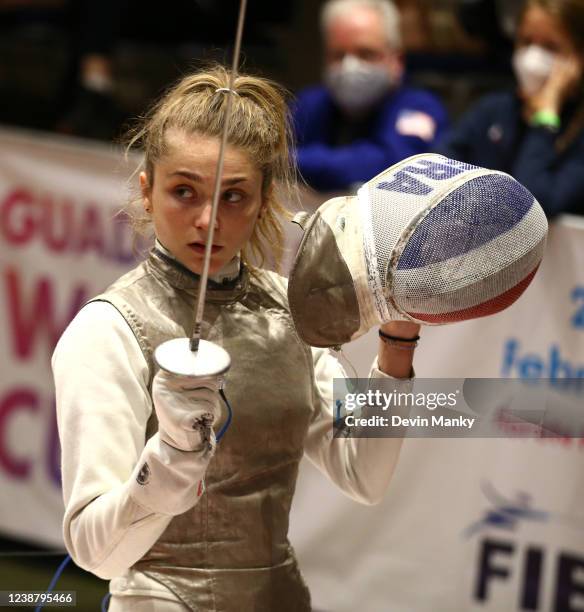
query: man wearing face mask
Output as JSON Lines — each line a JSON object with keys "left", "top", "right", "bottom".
{"left": 292, "top": 0, "right": 448, "bottom": 192}
{"left": 437, "top": 0, "right": 584, "bottom": 218}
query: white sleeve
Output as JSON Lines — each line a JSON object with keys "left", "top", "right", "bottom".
{"left": 52, "top": 301, "right": 197, "bottom": 580}
{"left": 303, "top": 348, "right": 412, "bottom": 506}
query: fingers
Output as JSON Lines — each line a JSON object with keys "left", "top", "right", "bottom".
{"left": 154, "top": 368, "right": 221, "bottom": 393}
{"left": 545, "top": 56, "right": 581, "bottom": 97}
{"left": 525, "top": 54, "right": 582, "bottom": 113}
{"left": 152, "top": 367, "right": 223, "bottom": 452}
{"left": 154, "top": 382, "right": 221, "bottom": 422}
{"left": 179, "top": 387, "right": 221, "bottom": 426}
{"left": 179, "top": 412, "right": 216, "bottom": 454}
{"left": 159, "top": 413, "right": 217, "bottom": 454}
{"left": 552, "top": 57, "right": 578, "bottom": 82}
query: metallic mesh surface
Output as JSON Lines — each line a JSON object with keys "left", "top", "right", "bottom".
{"left": 368, "top": 159, "right": 479, "bottom": 290}
{"left": 396, "top": 174, "right": 534, "bottom": 271}
{"left": 368, "top": 183, "right": 422, "bottom": 291}
{"left": 388, "top": 173, "right": 543, "bottom": 322}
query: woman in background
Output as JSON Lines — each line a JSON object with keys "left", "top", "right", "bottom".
{"left": 437, "top": 0, "right": 584, "bottom": 218}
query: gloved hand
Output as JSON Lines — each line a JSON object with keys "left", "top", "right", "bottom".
{"left": 127, "top": 370, "right": 222, "bottom": 516}
{"left": 152, "top": 369, "right": 222, "bottom": 453}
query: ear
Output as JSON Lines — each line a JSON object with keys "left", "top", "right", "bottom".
{"left": 140, "top": 171, "right": 152, "bottom": 213}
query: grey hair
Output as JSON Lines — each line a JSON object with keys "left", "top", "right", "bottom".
{"left": 321, "top": 0, "right": 402, "bottom": 50}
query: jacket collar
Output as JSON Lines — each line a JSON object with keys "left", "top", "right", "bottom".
{"left": 147, "top": 241, "right": 249, "bottom": 302}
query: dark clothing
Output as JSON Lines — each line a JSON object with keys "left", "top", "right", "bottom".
{"left": 436, "top": 90, "right": 584, "bottom": 218}
{"left": 293, "top": 85, "right": 448, "bottom": 192}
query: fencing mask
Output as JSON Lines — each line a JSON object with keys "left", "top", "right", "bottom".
{"left": 288, "top": 154, "right": 548, "bottom": 348}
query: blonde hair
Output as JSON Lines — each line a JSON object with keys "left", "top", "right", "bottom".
{"left": 125, "top": 64, "right": 296, "bottom": 269}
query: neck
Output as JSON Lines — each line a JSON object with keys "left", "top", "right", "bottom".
{"left": 154, "top": 239, "right": 241, "bottom": 283}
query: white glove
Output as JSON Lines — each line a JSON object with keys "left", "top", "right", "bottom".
{"left": 152, "top": 369, "right": 221, "bottom": 453}
{"left": 127, "top": 433, "right": 210, "bottom": 515}
{"left": 126, "top": 370, "right": 222, "bottom": 516}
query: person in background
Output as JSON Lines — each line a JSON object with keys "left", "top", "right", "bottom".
{"left": 292, "top": 0, "right": 448, "bottom": 192}
{"left": 437, "top": 0, "right": 584, "bottom": 218}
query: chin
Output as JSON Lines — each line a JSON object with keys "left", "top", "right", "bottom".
{"left": 193, "top": 258, "right": 226, "bottom": 277}
{"left": 177, "top": 255, "right": 203, "bottom": 276}
{"left": 207, "top": 263, "right": 224, "bottom": 276}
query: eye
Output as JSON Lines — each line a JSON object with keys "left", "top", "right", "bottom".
{"left": 174, "top": 185, "right": 195, "bottom": 200}
{"left": 357, "top": 48, "right": 379, "bottom": 62}
{"left": 222, "top": 189, "right": 245, "bottom": 205}
{"left": 517, "top": 34, "right": 532, "bottom": 47}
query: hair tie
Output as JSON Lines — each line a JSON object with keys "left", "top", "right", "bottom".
{"left": 215, "top": 87, "right": 240, "bottom": 96}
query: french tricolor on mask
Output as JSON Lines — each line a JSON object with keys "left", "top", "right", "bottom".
{"left": 288, "top": 154, "right": 548, "bottom": 348}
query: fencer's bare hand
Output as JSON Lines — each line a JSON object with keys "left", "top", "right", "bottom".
{"left": 152, "top": 369, "right": 221, "bottom": 454}
{"left": 526, "top": 54, "right": 582, "bottom": 116}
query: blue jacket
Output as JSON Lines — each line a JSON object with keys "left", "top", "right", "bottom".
{"left": 293, "top": 84, "right": 448, "bottom": 192}
{"left": 436, "top": 91, "right": 584, "bottom": 218}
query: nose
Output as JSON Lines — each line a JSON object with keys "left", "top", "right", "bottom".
{"left": 194, "top": 201, "right": 219, "bottom": 232}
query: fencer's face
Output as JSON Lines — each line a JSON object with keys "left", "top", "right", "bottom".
{"left": 141, "top": 129, "right": 264, "bottom": 275}
{"left": 324, "top": 5, "right": 402, "bottom": 80}
{"left": 516, "top": 5, "right": 578, "bottom": 59}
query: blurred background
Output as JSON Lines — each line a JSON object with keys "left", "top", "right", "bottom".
{"left": 0, "top": 0, "right": 513, "bottom": 139}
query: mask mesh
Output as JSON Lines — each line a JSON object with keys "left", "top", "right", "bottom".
{"left": 366, "top": 159, "right": 479, "bottom": 290}
{"left": 389, "top": 173, "right": 544, "bottom": 322}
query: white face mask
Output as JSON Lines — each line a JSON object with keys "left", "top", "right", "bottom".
{"left": 512, "top": 45, "right": 556, "bottom": 96}
{"left": 325, "top": 55, "right": 393, "bottom": 116}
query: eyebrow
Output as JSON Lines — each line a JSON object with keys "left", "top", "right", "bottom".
{"left": 168, "top": 170, "right": 249, "bottom": 186}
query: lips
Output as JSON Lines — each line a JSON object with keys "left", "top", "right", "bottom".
{"left": 189, "top": 242, "right": 223, "bottom": 254}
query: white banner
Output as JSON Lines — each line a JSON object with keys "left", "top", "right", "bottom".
{"left": 0, "top": 128, "right": 140, "bottom": 547}
{"left": 290, "top": 216, "right": 584, "bottom": 611}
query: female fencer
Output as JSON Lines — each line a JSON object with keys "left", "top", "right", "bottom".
{"left": 52, "top": 65, "right": 420, "bottom": 611}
